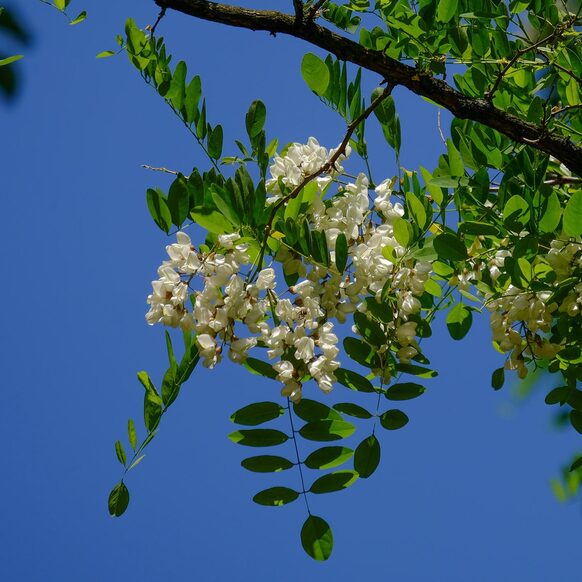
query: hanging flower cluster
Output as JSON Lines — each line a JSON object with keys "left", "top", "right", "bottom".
{"left": 145, "top": 138, "right": 437, "bottom": 401}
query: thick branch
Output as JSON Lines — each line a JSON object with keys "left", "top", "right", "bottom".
{"left": 154, "top": 0, "right": 582, "bottom": 176}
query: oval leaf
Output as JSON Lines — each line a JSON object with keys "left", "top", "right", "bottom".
{"left": 108, "top": 482, "right": 129, "bottom": 517}
{"left": 304, "top": 446, "right": 354, "bottom": 470}
{"left": 564, "top": 190, "right": 582, "bottom": 237}
{"left": 354, "top": 435, "right": 380, "bottom": 478}
{"left": 310, "top": 470, "right": 358, "bottom": 494}
{"left": 446, "top": 302, "right": 472, "bottom": 340}
{"left": 385, "top": 382, "right": 426, "bottom": 400}
{"left": 241, "top": 455, "right": 294, "bottom": 473}
{"left": 230, "top": 402, "right": 284, "bottom": 426}
{"left": 299, "top": 420, "right": 356, "bottom": 441}
{"left": 333, "top": 402, "right": 372, "bottom": 419}
{"left": 294, "top": 399, "right": 342, "bottom": 422}
{"left": 335, "top": 368, "right": 375, "bottom": 392}
{"left": 379, "top": 409, "right": 409, "bottom": 430}
{"left": 253, "top": 486, "right": 299, "bottom": 506}
{"left": 228, "top": 429, "right": 289, "bottom": 447}
{"left": 301, "top": 53, "right": 330, "bottom": 96}
{"left": 433, "top": 233, "right": 467, "bottom": 261}
{"left": 301, "top": 515, "right": 333, "bottom": 561}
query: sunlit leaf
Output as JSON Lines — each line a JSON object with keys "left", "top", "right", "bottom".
{"left": 301, "top": 515, "right": 333, "bottom": 561}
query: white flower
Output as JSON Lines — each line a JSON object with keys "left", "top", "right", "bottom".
{"left": 256, "top": 268, "right": 276, "bottom": 290}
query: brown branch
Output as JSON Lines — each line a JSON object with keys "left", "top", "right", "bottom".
{"left": 153, "top": 0, "right": 582, "bottom": 177}
{"left": 292, "top": 0, "right": 303, "bottom": 24}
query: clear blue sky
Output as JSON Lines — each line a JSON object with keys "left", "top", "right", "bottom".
{"left": 1, "top": 2, "right": 581, "bottom": 580}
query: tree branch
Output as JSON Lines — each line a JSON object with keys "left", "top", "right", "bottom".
{"left": 154, "top": 0, "right": 582, "bottom": 177}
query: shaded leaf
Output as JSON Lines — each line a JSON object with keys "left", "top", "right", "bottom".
{"left": 241, "top": 455, "right": 294, "bottom": 473}
{"left": 301, "top": 515, "right": 333, "bottom": 561}
{"left": 385, "top": 382, "right": 425, "bottom": 400}
{"left": 333, "top": 402, "right": 372, "bottom": 419}
{"left": 301, "top": 53, "right": 330, "bottom": 96}
{"left": 379, "top": 409, "right": 409, "bottom": 430}
{"left": 354, "top": 435, "right": 380, "bottom": 478}
{"left": 446, "top": 302, "right": 472, "bottom": 340}
{"left": 228, "top": 429, "right": 289, "bottom": 447}
{"left": 230, "top": 402, "right": 285, "bottom": 426}
{"left": 304, "top": 446, "right": 354, "bottom": 470}
{"left": 294, "top": 399, "right": 342, "bottom": 422}
{"left": 335, "top": 368, "right": 375, "bottom": 392}
{"left": 108, "top": 482, "right": 129, "bottom": 517}
{"left": 299, "top": 420, "right": 356, "bottom": 441}
{"left": 310, "top": 470, "right": 358, "bottom": 493}
{"left": 253, "top": 486, "right": 299, "bottom": 506}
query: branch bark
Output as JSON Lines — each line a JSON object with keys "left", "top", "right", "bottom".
{"left": 154, "top": 0, "right": 582, "bottom": 177}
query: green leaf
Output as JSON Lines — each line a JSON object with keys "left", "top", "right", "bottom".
{"left": 143, "top": 389, "right": 162, "bottom": 432}
{"left": 353, "top": 312, "right": 386, "bottom": 347}
{"left": 570, "top": 411, "right": 582, "bottom": 435}
{"left": 228, "top": 429, "right": 289, "bottom": 447}
{"left": 54, "top": 0, "right": 66, "bottom": 10}
{"left": 335, "top": 232, "right": 348, "bottom": 273}
{"left": 304, "top": 446, "right": 354, "bottom": 470}
{"left": 458, "top": 221, "right": 500, "bottom": 236}
{"left": 96, "top": 51, "right": 116, "bottom": 59}
{"left": 433, "top": 233, "right": 467, "bottom": 261}
{"left": 335, "top": 368, "right": 375, "bottom": 392}
{"left": 167, "top": 60, "right": 187, "bottom": 111}
{"left": 128, "top": 455, "right": 145, "bottom": 471}
{"left": 299, "top": 420, "right": 356, "bottom": 441}
{"left": 167, "top": 176, "right": 190, "bottom": 227}
{"left": 393, "top": 217, "right": 413, "bottom": 248}
{"left": 437, "top": 0, "right": 458, "bottom": 23}
{"left": 343, "top": 337, "right": 381, "bottom": 369}
{"left": 491, "top": 367, "right": 505, "bottom": 391}
{"left": 127, "top": 419, "right": 137, "bottom": 450}
{"left": 0, "top": 54, "right": 23, "bottom": 67}
{"left": 379, "top": 409, "right": 409, "bottom": 430}
{"left": 253, "top": 486, "right": 299, "bottom": 506}
{"left": 405, "top": 193, "right": 428, "bottom": 230}
{"left": 184, "top": 76, "right": 202, "bottom": 124}
{"left": 301, "top": 515, "right": 333, "bottom": 561}
{"left": 395, "top": 363, "right": 438, "bottom": 378}
{"left": 190, "top": 209, "right": 233, "bottom": 234}
{"left": 570, "top": 457, "right": 582, "bottom": 472}
{"left": 563, "top": 191, "right": 582, "bottom": 237}
{"left": 354, "top": 435, "right": 380, "bottom": 478}
{"left": 114, "top": 440, "right": 126, "bottom": 466}
{"left": 146, "top": 188, "right": 172, "bottom": 233}
{"left": 539, "top": 191, "right": 562, "bottom": 233}
{"left": 230, "top": 402, "right": 285, "bottom": 426}
{"left": 310, "top": 470, "right": 359, "bottom": 493}
{"left": 446, "top": 302, "right": 472, "bottom": 340}
{"left": 446, "top": 138, "right": 464, "bottom": 176}
{"left": 385, "top": 382, "right": 425, "bottom": 400}
{"left": 207, "top": 124, "right": 224, "bottom": 159}
{"left": 69, "top": 11, "right": 87, "bottom": 25}
{"left": 333, "top": 402, "right": 372, "bottom": 419}
{"left": 241, "top": 455, "right": 294, "bottom": 473}
{"left": 108, "top": 482, "right": 129, "bottom": 517}
{"left": 503, "top": 195, "right": 530, "bottom": 226}
{"left": 245, "top": 100, "right": 267, "bottom": 139}
{"left": 301, "top": 53, "right": 330, "bottom": 96}
{"left": 294, "top": 399, "right": 342, "bottom": 422}
{"left": 243, "top": 357, "right": 277, "bottom": 379}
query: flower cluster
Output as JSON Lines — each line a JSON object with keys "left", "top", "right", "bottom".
{"left": 146, "top": 138, "right": 438, "bottom": 401}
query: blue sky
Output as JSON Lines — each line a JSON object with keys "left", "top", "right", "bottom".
{"left": 1, "top": 1, "right": 581, "bottom": 580}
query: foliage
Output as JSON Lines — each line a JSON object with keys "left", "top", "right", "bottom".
{"left": 32, "top": 0, "right": 582, "bottom": 562}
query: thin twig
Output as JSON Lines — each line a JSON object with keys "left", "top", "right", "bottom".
{"left": 308, "top": 0, "right": 327, "bottom": 21}
{"left": 486, "top": 15, "right": 577, "bottom": 102}
{"left": 142, "top": 164, "right": 180, "bottom": 175}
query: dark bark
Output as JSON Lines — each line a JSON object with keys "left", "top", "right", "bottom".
{"left": 155, "top": 0, "right": 582, "bottom": 177}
